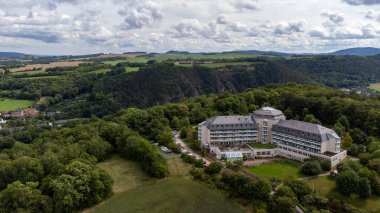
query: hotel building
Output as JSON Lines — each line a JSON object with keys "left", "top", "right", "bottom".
{"left": 198, "top": 107, "right": 346, "bottom": 166}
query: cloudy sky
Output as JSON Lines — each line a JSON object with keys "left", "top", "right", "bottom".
{"left": 1, "top": 0, "right": 380, "bottom": 55}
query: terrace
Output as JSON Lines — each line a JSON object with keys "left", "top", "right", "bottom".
{"left": 247, "top": 143, "right": 277, "bottom": 149}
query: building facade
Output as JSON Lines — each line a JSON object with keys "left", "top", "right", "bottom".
{"left": 198, "top": 107, "right": 346, "bottom": 166}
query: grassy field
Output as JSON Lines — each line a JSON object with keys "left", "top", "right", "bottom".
{"left": 176, "top": 62, "right": 253, "bottom": 68}
{"left": 10, "top": 69, "right": 46, "bottom": 75}
{"left": 304, "top": 176, "right": 380, "bottom": 212}
{"left": 248, "top": 160, "right": 304, "bottom": 180}
{"left": 21, "top": 75, "right": 61, "bottom": 80}
{"left": 10, "top": 61, "right": 82, "bottom": 72}
{"left": 248, "top": 143, "right": 277, "bottom": 149}
{"left": 369, "top": 83, "right": 380, "bottom": 92}
{"left": 93, "top": 178, "right": 243, "bottom": 213}
{"left": 0, "top": 98, "right": 34, "bottom": 111}
{"left": 304, "top": 176, "right": 335, "bottom": 196}
{"left": 97, "top": 155, "right": 155, "bottom": 193}
{"left": 103, "top": 57, "right": 148, "bottom": 65}
{"left": 91, "top": 69, "right": 111, "bottom": 74}
{"left": 125, "top": 67, "right": 140, "bottom": 72}
{"left": 87, "top": 156, "right": 242, "bottom": 213}
{"left": 155, "top": 52, "right": 256, "bottom": 60}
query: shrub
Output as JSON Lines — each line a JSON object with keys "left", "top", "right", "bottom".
{"left": 204, "top": 162, "right": 223, "bottom": 176}
{"left": 300, "top": 161, "right": 322, "bottom": 175}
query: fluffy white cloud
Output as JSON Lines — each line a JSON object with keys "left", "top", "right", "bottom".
{"left": 1, "top": 0, "right": 380, "bottom": 54}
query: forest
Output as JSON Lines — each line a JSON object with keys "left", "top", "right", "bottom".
{"left": 0, "top": 83, "right": 379, "bottom": 212}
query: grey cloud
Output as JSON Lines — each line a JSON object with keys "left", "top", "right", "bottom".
{"left": 170, "top": 19, "right": 231, "bottom": 43}
{"left": 119, "top": 1, "right": 163, "bottom": 30}
{"left": 274, "top": 20, "right": 306, "bottom": 35}
{"left": 342, "top": 0, "right": 380, "bottom": 5}
{"left": 321, "top": 10, "right": 344, "bottom": 24}
{"left": 235, "top": 0, "right": 259, "bottom": 11}
{"left": 2, "top": 30, "right": 63, "bottom": 43}
{"left": 227, "top": 22, "right": 249, "bottom": 32}
{"left": 309, "top": 25, "right": 377, "bottom": 40}
{"left": 216, "top": 14, "right": 229, "bottom": 25}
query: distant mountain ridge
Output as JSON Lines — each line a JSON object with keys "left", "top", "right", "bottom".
{"left": 328, "top": 47, "right": 380, "bottom": 56}
{"left": 0, "top": 52, "right": 30, "bottom": 58}
{"left": 2, "top": 47, "right": 380, "bottom": 59}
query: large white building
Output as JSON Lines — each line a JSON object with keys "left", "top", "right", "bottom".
{"left": 198, "top": 107, "right": 346, "bottom": 166}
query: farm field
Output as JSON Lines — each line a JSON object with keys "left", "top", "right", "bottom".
{"left": 126, "top": 67, "right": 139, "bottom": 72}
{"left": 102, "top": 57, "right": 148, "bottom": 65}
{"left": 91, "top": 69, "right": 111, "bottom": 74}
{"left": 21, "top": 75, "right": 61, "bottom": 80}
{"left": 10, "top": 61, "right": 83, "bottom": 72}
{"left": 0, "top": 98, "right": 34, "bottom": 111}
{"left": 176, "top": 62, "right": 253, "bottom": 68}
{"left": 10, "top": 69, "right": 46, "bottom": 75}
{"left": 154, "top": 52, "right": 256, "bottom": 60}
{"left": 93, "top": 178, "right": 243, "bottom": 213}
{"left": 369, "top": 83, "right": 380, "bottom": 92}
{"left": 304, "top": 176, "right": 380, "bottom": 212}
{"left": 248, "top": 160, "right": 304, "bottom": 180}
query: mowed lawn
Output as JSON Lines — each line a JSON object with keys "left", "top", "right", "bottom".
{"left": 248, "top": 160, "right": 304, "bottom": 180}
{"left": 93, "top": 178, "right": 243, "bottom": 213}
{"left": 0, "top": 98, "right": 34, "bottom": 111}
{"left": 369, "top": 83, "right": 380, "bottom": 92}
{"left": 304, "top": 176, "right": 335, "bottom": 196}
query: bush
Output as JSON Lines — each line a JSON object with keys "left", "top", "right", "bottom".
{"left": 204, "top": 162, "right": 223, "bottom": 176}
{"left": 300, "top": 161, "right": 322, "bottom": 175}
{"left": 320, "top": 159, "right": 331, "bottom": 171}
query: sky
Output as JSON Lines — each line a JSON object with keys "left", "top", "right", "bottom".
{"left": 1, "top": 0, "right": 380, "bottom": 55}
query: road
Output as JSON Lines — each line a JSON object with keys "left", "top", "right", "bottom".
{"left": 174, "top": 133, "right": 212, "bottom": 166}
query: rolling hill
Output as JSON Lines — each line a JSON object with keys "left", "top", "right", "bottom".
{"left": 329, "top": 47, "right": 380, "bottom": 56}
{"left": 0, "top": 52, "right": 30, "bottom": 59}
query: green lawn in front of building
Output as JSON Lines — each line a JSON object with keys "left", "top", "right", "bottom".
{"left": 248, "top": 160, "right": 304, "bottom": 180}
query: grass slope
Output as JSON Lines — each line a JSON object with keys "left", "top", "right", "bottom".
{"left": 369, "top": 82, "right": 380, "bottom": 92}
{"left": 304, "top": 176, "right": 380, "bottom": 212}
{"left": 97, "top": 155, "right": 154, "bottom": 193}
{"left": 248, "top": 160, "right": 304, "bottom": 180}
{"left": 0, "top": 98, "right": 34, "bottom": 111}
{"left": 94, "top": 178, "right": 243, "bottom": 213}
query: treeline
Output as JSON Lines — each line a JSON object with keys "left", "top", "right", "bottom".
{"left": 0, "top": 120, "right": 168, "bottom": 212}
{"left": 276, "top": 55, "right": 380, "bottom": 88}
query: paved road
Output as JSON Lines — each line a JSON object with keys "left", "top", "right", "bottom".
{"left": 174, "top": 133, "right": 212, "bottom": 166}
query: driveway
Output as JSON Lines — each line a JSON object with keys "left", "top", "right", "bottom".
{"left": 174, "top": 133, "right": 212, "bottom": 166}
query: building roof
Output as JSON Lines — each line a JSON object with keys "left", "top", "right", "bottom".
{"left": 273, "top": 119, "right": 337, "bottom": 142}
{"left": 225, "top": 151, "right": 243, "bottom": 158}
{"left": 205, "top": 115, "right": 257, "bottom": 130}
{"left": 208, "top": 116, "right": 254, "bottom": 125}
{"left": 252, "top": 107, "right": 284, "bottom": 118}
